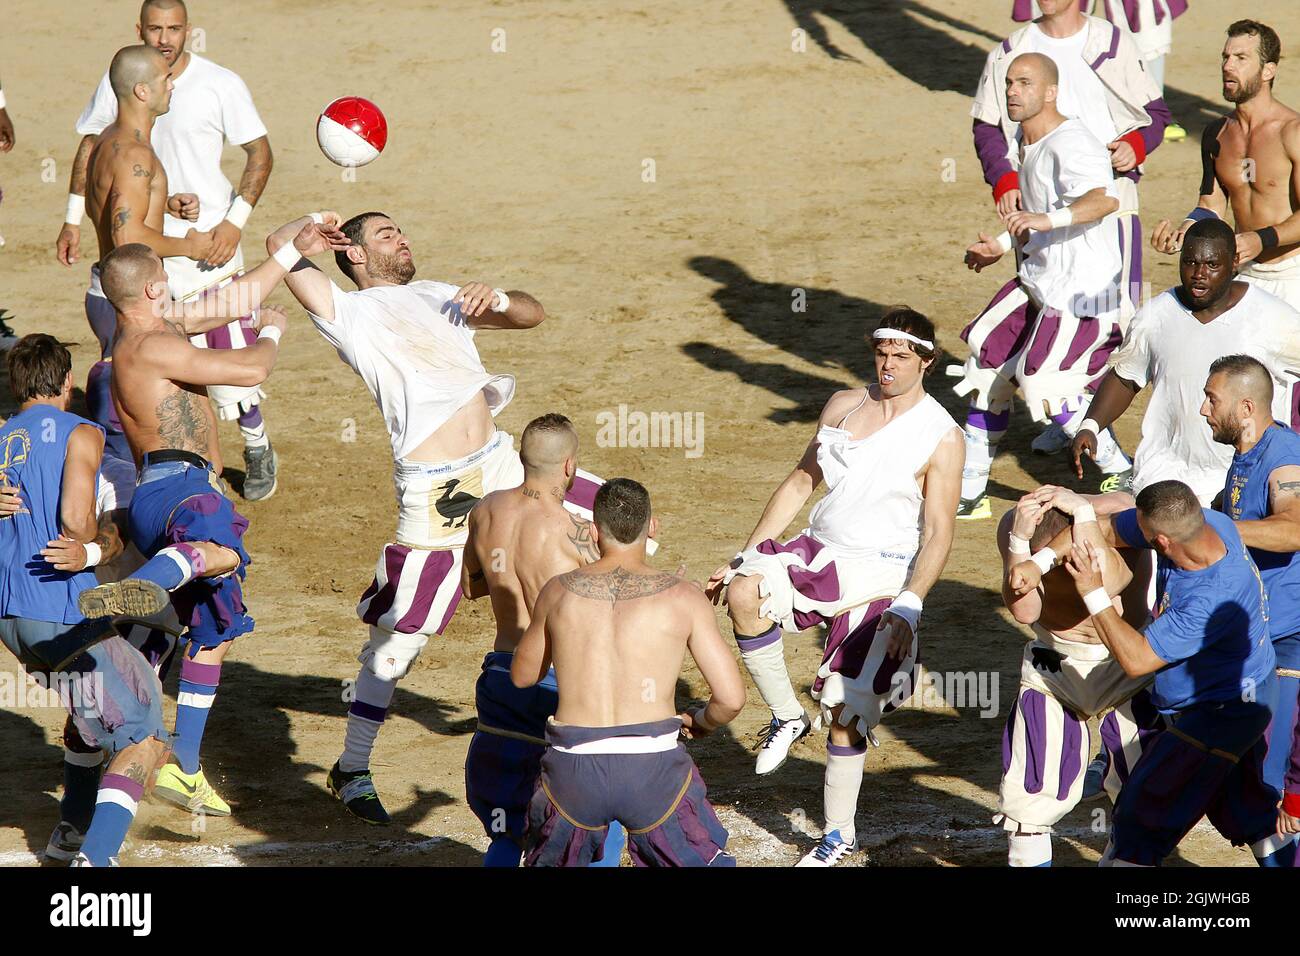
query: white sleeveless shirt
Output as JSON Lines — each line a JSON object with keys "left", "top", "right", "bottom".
{"left": 807, "top": 392, "right": 958, "bottom": 559}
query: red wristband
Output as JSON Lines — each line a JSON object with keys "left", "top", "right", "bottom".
{"left": 1120, "top": 130, "right": 1147, "bottom": 167}
{"left": 1284, "top": 791, "right": 1300, "bottom": 818}
{"left": 993, "top": 171, "right": 1020, "bottom": 202}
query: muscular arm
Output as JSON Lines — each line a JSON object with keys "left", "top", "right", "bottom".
{"left": 510, "top": 582, "right": 554, "bottom": 687}
{"left": 68, "top": 134, "right": 95, "bottom": 200}
{"left": 142, "top": 328, "right": 278, "bottom": 388}
{"left": 1082, "top": 370, "right": 1140, "bottom": 432}
{"left": 1195, "top": 118, "right": 1231, "bottom": 220}
{"left": 904, "top": 428, "right": 963, "bottom": 601}
{"left": 269, "top": 217, "right": 338, "bottom": 320}
{"left": 236, "top": 136, "right": 273, "bottom": 206}
{"left": 108, "top": 149, "right": 202, "bottom": 259}
{"left": 465, "top": 290, "right": 546, "bottom": 331}
{"left": 59, "top": 425, "right": 103, "bottom": 543}
{"left": 998, "top": 510, "right": 1042, "bottom": 625}
{"left": 1269, "top": 123, "right": 1300, "bottom": 247}
{"left": 685, "top": 590, "right": 746, "bottom": 728}
{"left": 1089, "top": 605, "right": 1168, "bottom": 678}
{"left": 1065, "top": 187, "right": 1120, "bottom": 227}
{"left": 1235, "top": 464, "right": 1300, "bottom": 552}
{"left": 460, "top": 510, "right": 488, "bottom": 600}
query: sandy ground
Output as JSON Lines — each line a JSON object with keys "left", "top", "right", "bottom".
{"left": 1, "top": 0, "right": 1296, "bottom": 867}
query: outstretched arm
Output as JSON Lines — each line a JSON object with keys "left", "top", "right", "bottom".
{"left": 143, "top": 311, "right": 286, "bottom": 388}
{"left": 268, "top": 214, "right": 346, "bottom": 321}
{"left": 1070, "top": 371, "right": 1141, "bottom": 478}
{"left": 1004, "top": 186, "right": 1119, "bottom": 238}
{"left": 1062, "top": 541, "right": 1167, "bottom": 678}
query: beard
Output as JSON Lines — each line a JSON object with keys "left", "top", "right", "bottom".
{"left": 1211, "top": 417, "right": 1243, "bottom": 445}
{"left": 1223, "top": 73, "right": 1263, "bottom": 104}
{"left": 365, "top": 249, "right": 416, "bottom": 285}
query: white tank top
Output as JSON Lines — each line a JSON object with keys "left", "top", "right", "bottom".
{"left": 807, "top": 392, "right": 958, "bottom": 558}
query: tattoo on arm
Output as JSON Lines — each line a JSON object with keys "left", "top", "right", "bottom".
{"left": 558, "top": 567, "right": 680, "bottom": 604}
{"left": 1277, "top": 481, "right": 1300, "bottom": 495}
{"left": 566, "top": 514, "right": 600, "bottom": 563}
{"left": 111, "top": 206, "right": 131, "bottom": 233}
{"left": 237, "top": 139, "right": 273, "bottom": 205}
{"left": 120, "top": 760, "right": 148, "bottom": 787}
{"left": 132, "top": 163, "right": 152, "bottom": 178}
{"left": 70, "top": 136, "right": 95, "bottom": 194}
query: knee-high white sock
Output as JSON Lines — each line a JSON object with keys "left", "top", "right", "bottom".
{"left": 733, "top": 625, "right": 803, "bottom": 721}
{"left": 340, "top": 667, "right": 397, "bottom": 773}
{"left": 962, "top": 406, "right": 1009, "bottom": 501}
{"left": 1008, "top": 832, "right": 1052, "bottom": 867}
{"left": 824, "top": 740, "right": 867, "bottom": 845}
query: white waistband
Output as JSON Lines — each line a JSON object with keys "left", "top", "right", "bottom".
{"left": 395, "top": 431, "right": 508, "bottom": 479}
{"left": 549, "top": 728, "right": 681, "bottom": 755}
{"left": 1029, "top": 623, "right": 1112, "bottom": 661}
{"left": 1241, "top": 253, "right": 1300, "bottom": 277}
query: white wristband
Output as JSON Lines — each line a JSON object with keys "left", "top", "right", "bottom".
{"left": 1047, "top": 206, "right": 1074, "bottom": 230}
{"left": 272, "top": 241, "right": 302, "bottom": 272}
{"left": 886, "top": 590, "right": 923, "bottom": 636}
{"left": 1079, "top": 418, "right": 1101, "bottom": 437}
{"left": 1083, "top": 587, "right": 1113, "bottom": 617}
{"left": 1030, "top": 548, "right": 1057, "bottom": 575}
{"left": 491, "top": 289, "right": 511, "bottom": 313}
{"left": 0, "top": 90, "right": 7, "bottom": 110}
{"left": 1074, "top": 503, "right": 1097, "bottom": 524}
{"left": 309, "top": 212, "right": 325, "bottom": 225}
{"left": 1008, "top": 533, "right": 1031, "bottom": 556}
{"left": 82, "top": 542, "right": 102, "bottom": 568}
{"left": 224, "top": 196, "right": 253, "bottom": 230}
{"left": 994, "top": 231, "right": 1014, "bottom": 255}
{"left": 65, "top": 193, "right": 86, "bottom": 226}
{"left": 258, "top": 325, "right": 282, "bottom": 345}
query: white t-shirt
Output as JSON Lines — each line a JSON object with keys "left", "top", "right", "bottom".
{"left": 76, "top": 54, "right": 268, "bottom": 236}
{"left": 1111, "top": 284, "right": 1300, "bottom": 502}
{"left": 1018, "top": 119, "right": 1122, "bottom": 311}
{"left": 309, "top": 279, "right": 516, "bottom": 461}
{"left": 1024, "top": 24, "right": 1120, "bottom": 148}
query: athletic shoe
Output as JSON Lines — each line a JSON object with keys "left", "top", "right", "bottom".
{"left": 1031, "top": 422, "right": 1071, "bottom": 455}
{"left": 1098, "top": 469, "right": 1134, "bottom": 494}
{"left": 243, "top": 443, "right": 278, "bottom": 501}
{"left": 956, "top": 495, "right": 991, "bottom": 520}
{"left": 327, "top": 761, "right": 391, "bottom": 824}
{"left": 153, "top": 763, "right": 231, "bottom": 816}
{"left": 77, "top": 578, "right": 169, "bottom": 620}
{"left": 795, "top": 829, "right": 858, "bottom": 867}
{"left": 1164, "top": 122, "right": 1187, "bottom": 143}
{"left": 754, "top": 713, "right": 811, "bottom": 775}
{"left": 70, "top": 852, "right": 119, "bottom": 867}
{"left": 44, "top": 822, "right": 85, "bottom": 864}
{"left": 1081, "top": 755, "right": 1109, "bottom": 803}
{"left": 0, "top": 310, "right": 17, "bottom": 351}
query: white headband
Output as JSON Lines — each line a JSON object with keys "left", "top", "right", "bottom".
{"left": 873, "top": 328, "right": 934, "bottom": 351}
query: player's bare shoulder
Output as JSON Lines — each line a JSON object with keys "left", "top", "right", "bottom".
{"left": 819, "top": 387, "right": 869, "bottom": 426}
{"left": 556, "top": 566, "right": 688, "bottom": 604}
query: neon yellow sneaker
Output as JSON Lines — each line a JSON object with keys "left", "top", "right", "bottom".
{"left": 1164, "top": 122, "right": 1188, "bottom": 143}
{"left": 153, "top": 763, "right": 231, "bottom": 816}
{"left": 956, "top": 495, "right": 992, "bottom": 520}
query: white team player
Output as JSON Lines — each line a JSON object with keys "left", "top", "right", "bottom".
{"left": 57, "top": 0, "right": 280, "bottom": 499}
{"left": 959, "top": 52, "right": 1133, "bottom": 516}
{"left": 268, "top": 211, "right": 547, "bottom": 823}
{"left": 706, "top": 307, "right": 963, "bottom": 867}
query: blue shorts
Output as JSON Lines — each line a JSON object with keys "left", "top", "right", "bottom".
{"left": 0, "top": 616, "right": 168, "bottom": 756}
{"left": 1111, "top": 678, "right": 1279, "bottom": 865}
{"left": 464, "top": 651, "right": 557, "bottom": 844}
{"left": 128, "top": 460, "right": 252, "bottom": 650}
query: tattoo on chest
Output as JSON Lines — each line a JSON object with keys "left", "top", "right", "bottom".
{"left": 155, "top": 390, "right": 211, "bottom": 452}
{"left": 558, "top": 567, "right": 679, "bottom": 603}
{"left": 566, "top": 514, "right": 600, "bottom": 563}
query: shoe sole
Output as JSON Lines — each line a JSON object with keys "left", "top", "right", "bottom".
{"left": 755, "top": 723, "right": 812, "bottom": 776}
{"left": 243, "top": 476, "right": 277, "bottom": 501}
{"left": 326, "top": 776, "right": 390, "bottom": 825}
{"left": 78, "top": 580, "right": 168, "bottom": 620}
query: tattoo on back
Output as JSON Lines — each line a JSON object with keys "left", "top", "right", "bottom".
{"left": 567, "top": 514, "right": 600, "bottom": 563}
{"left": 558, "top": 567, "right": 680, "bottom": 604}
{"left": 155, "top": 390, "right": 211, "bottom": 453}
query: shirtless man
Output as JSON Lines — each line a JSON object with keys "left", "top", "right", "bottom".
{"left": 512, "top": 478, "right": 745, "bottom": 867}
{"left": 75, "top": 216, "right": 345, "bottom": 815}
{"left": 1152, "top": 21, "right": 1300, "bottom": 310}
{"left": 996, "top": 489, "right": 1157, "bottom": 866}
{"left": 460, "top": 413, "right": 624, "bottom": 867}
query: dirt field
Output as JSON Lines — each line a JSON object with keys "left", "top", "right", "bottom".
{"left": 1, "top": 0, "right": 1295, "bottom": 867}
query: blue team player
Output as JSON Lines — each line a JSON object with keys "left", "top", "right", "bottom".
{"left": 0, "top": 334, "right": 171, "bottom": 866}
{"left": 1202, "top": 354, "right": 1300, "bottom": 799}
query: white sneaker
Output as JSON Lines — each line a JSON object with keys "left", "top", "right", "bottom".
{"left": 44, "top": 822, "right": 85, "bottom": 864}
{"left": 754, "top": 713, "right": 811, "bottom": 775}
{"left": 1031, "top": 422, "right": 1071, "bottom": 455}
{"left": 70, "top": 851, "right": 119, "bottom": 867}
{"left": 796, "top": 829, "right": 858, "bottom": 867}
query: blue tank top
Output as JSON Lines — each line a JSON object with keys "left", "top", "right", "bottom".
{"left": 1220, "top": 423, "right": 1300, "bottom": 645}
{"left": 0, "top": 406, "right": 102, "bottom": 625}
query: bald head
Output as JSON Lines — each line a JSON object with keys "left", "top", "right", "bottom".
{"left": 109, "top": 44, "right": 167, "bottom": 99}
{"left": 520, "top": 414, "right": 578, "bottom": 476}
{"left": 1010, "top": 52, "right": 1059, "bottom": 87}
{"left": 1005, "top": 53, "right": 1059, "bottom": 124}
{"left": 101, "top": 243, "right": 164, "bottom": 309}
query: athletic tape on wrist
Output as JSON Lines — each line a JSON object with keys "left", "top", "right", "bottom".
{"left": 272, "top": 241, "right": 302, "bottom": 271}
{"left": 1073, "top": 503, "right": 1097, "bottom": 524}
{"left": 1079, "top": 418, "right": 1101, "bottom": 438}
{"left": 0, "top": 90, "right": 7, "bottom": 110}
{"left": 310, "top": 212, "right": 325, "bottom": 225}
{"left": 1047, "top": 207, "right": 1073, "bottom": 230}
{"left": 258, "top": 325, "right": 282, "bottom": 345}
{"left": 1258, "top": 226, "right": 1280, "bottom": 251}
{"left": 1008, "top": 533, "right": 1031, "bottom": 555}
{"left": 65, "top": 194, "right": 86, "bottom": 225}
{"left": 491, "top": 289, "right": 511, "bottom": 313}
{"left": 1083, "top": 587, "right": 1112, "bottom": 617}
{"left": 1030, "top": 548, "right": 1056, "bottom": 575}
{"left": 994, "top": 231, "right": 1014, "bottom": 255}
{"left": 224, "top": 197, "right": 253, "bottom": 230}
{"left": 82, "top": 542, "right": 102, "bottom": 568}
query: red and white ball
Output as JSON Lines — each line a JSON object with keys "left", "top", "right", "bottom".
{"left": 316, "top": 97, "right": 388, "bottom": 168}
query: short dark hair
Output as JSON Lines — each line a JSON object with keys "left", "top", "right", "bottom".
{"left": 1183, "top": 218, "right": 1236, "bottom": 257}
{"left": 1136, "top": 480, "right": 1204, "bottom": 543}
{"left": 1208, "top": 353, "right": 1274, "bottom": 407}
{"left": 520, "top": 413, "right": 577, "bottom": 472}
{"left": 874, "top": 306, "right": 939, "bottom": 374}
{"left": 7, "top": 334, "right": 73, "bottom": 403}
{"left": 1228, "top": 20, "right": 1282, "bottom": 81}
{"left": 335, "top": 211, "right": 389, "bottom": 283}
{"left": 1030, "top": 506, "right": 1071, "bottom": 553}
{"left": 593, "top": 478, "right": 651, "bottom": 544}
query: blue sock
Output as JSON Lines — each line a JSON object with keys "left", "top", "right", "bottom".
{"left": 174, "top": 658, "right": 221, "bottom": 774}
{"left": 1255, "top": 835, "right": 1297, "bottom": 868}
{"left": 133, "top": 544, "right": 206, "bottom": 592}
{"left": 589, "top": 820, "right": 626, "bottom": 867}
{"left": 81, "top": 773, "right": 143, "bottom": 865}
{"left": 60, "top": 747, "right": 103, "bottom": 832}
{"left": 484, "top": 837, "right": 523, "bottom": 867}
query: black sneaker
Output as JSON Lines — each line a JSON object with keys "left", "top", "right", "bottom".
{"left": 956, "top": 495, "right": 991, "bottom": 520}
{"left": 243, "top": 442, "right": 278, "bottom": 501}
{"left": 326, "top": 761, "right": 391, "bottom": 825}
{"left": 0, "top": 310, "right": 18, "bottom": 351}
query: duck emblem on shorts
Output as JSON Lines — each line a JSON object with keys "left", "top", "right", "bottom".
{"left": 434, "top": 469, "right": 484, "bottom": 529}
